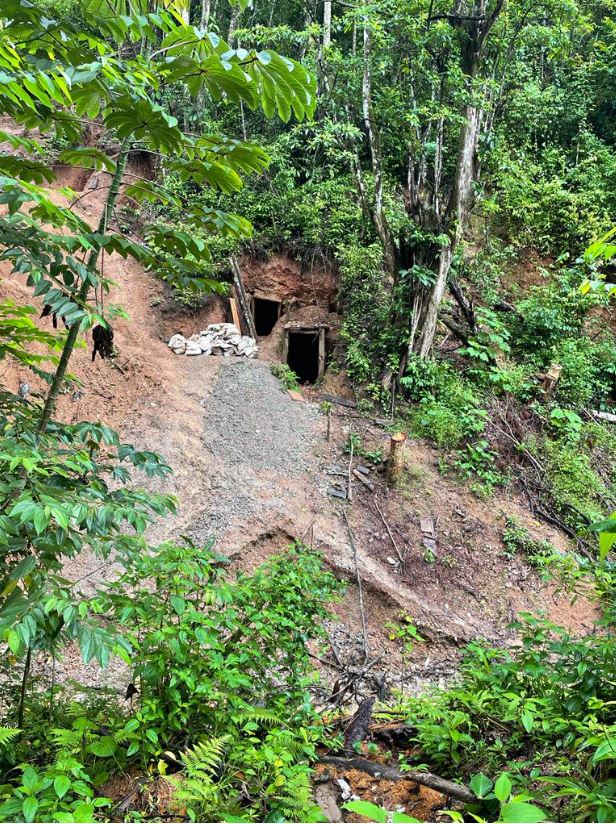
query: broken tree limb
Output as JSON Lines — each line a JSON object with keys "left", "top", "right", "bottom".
{"left": 318, "top": 756, "right": 477, "bottom": 804}
{"left": 353, "top": 468, "right": 375, "bottom": 492}
{"left": 229, "top": 256, "right": 257, "bottom": 339}
{"left": 318, "top": 393, "right": 357, "bottom": 408}
{"left": 347, "top": 438, "right": 354, "bottom": 502}
{"left": 386, "top": 431, "right": 407, "bottom": 486}
{"left": 343, "top": 696, "right": 375, "bottom": 755}
{"left": 590, "top": 409, "right": 616, "bottom": 424}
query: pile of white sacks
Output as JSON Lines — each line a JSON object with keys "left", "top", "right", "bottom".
{"left": 168, "top": 323, "right": 259, "bottom": 358}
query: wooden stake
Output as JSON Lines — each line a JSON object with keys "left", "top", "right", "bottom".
{"left": 386, "top": 431, "right": 407, "bottom": 487}
{"left": 347, "top": 438, "right": 354, "bottom": 502}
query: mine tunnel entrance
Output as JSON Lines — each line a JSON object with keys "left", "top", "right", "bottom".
{"left": 253, "top": 296, "right": 281, "bottom": 336}
{"left": 284, "top": 328, "right": 325, "bottom": 384}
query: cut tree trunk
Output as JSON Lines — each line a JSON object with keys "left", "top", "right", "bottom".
{"left": 386, "top": 432, "right": 407, "bottom": 486}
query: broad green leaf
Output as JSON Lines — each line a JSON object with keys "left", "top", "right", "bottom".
{"left": 342, "top": 800, "right": 388, "bottom": 822}
{"left": 470, "top": 774, "right": 493, "bottom": 798}
{"left": 54, "top": 774, "right": 71, "bottom": 799}
{"left": 89, "top": 735, "right": 117, "bottom": 757}
{"left": 22, "top": 797, "right": 39, "bottom": 823}
{"left": 494, "top": 773, "right": 512, "bottom": 803}
{"left": 500, "top": 802, "right": 546, "bottom": 822}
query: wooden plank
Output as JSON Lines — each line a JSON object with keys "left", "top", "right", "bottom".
{"left": 318, "top": 393, "right": 357, "bottom": 409}
{"left": 229, "top": 297, "right": 241, "bottom": 330}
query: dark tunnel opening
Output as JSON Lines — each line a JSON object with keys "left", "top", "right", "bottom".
{"left": 286, "top": 330, "right": 320, "bottom": 384}
{"left": 253, "top": 297, "right": 281, "bottom": 336}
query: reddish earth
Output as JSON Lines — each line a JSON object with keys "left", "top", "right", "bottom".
{"left": 0, "top": 118, "right": 602, "bottom": 819}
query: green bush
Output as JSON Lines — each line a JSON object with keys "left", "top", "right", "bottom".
{"left": 404, "top": 362, "right": 486, "bottom": 449}
{"left": 543, "top": 438, "right": 607, "bottom": 528}
{"left": 388, "top": 615, "right": 616, "bottom": 821}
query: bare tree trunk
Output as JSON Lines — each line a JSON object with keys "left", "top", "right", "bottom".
{"left": 200, "top": 0, "right": 211, "bottom": 28}
{"left": 407, "top": 100, "right": 479, "bottom": 359}
{"left": 362, "top": 25, "right": 397, "bottom": 274}
{"left": 406, "top": 0, "right": 505, "bottom": 360}
{"left": 323, "top": 0, "right": 332, "bottom": 47}
{"left": 38, "top": 141, "right": 131, "bottom": 431}
{"left": 228, "top": 4, "right": 240, "bottom": 42}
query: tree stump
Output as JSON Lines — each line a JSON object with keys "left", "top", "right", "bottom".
{"left": 386, "top": 431, "right": 407, "bottom": 486}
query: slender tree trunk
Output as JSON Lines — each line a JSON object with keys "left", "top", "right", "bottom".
{"left": 17, "top": 646, "right": 32, "bottom": 729}
{"left": 200, "top": 0, "right": 211, "bottom": 28}
{"left": 228, "top": 5, "right": 240, "bottom": 43}
{"left": 407, "top": 100, "right": 479, "bottom": 358}
{"left": 362, "top": 25, "right": 397, "bottom": 274}
{"left": 37, "top": 141, "right": 131, "bottom": 432}
{"left": 323, "top": 0, "right": 332, "bottom": 47}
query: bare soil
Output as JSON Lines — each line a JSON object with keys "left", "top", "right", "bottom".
{"left": 0, "top": 118, "right": 598, "bottom": 704}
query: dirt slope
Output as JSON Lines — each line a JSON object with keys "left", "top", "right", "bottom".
{"left": 0, "top": 123, "right": 598, "bottom": 698}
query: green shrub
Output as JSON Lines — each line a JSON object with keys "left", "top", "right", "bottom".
{"left": 509, "top": 280, "right": 592, "bottom": 357}
{"left": 543, "top": 438, "right": 607, "bottom": 528}
{"left": 405, "top": 363, "right": 487, "bottom": 449}
{"left": 271, "top": 362, "right": 300, "bottom": 390}
{"left": 98, "top": 540, "right": 341, "bottom": 822}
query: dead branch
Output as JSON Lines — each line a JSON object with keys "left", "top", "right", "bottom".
{"left": 318, "top": 756, "right": 477, "bottom": 804}
{"left": 326, "top": 653, "right": 386, "bottom": 704}
{"left": 343, "top": 511, "right": 368, "bottom": 661}
{"left": 373, "top": 497, "right": 404, "bottom": 565}
{"left": 353, "top": 469, "right": 375, "bottom": 492}
{"left": 347, "top": 438, "right": 354, "bottom": 502}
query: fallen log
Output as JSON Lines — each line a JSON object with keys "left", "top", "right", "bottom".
{"left": 318, "top": 756, "right": 477, "bottom": 804}
{"left": 590, "top": 409, "right": 616, "bottom": 424}
{"left": 343, "top": 697, "right": 375, "bottom": 754}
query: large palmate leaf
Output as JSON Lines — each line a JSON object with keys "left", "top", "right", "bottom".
{"left": 158, "top": 26, "right": 316, "bottom": 121}
{"left": 0, "top": 155, "right": 55, "bottom": 185}
{"left": 104, "top": 96, "right": 183, "bottom": 153}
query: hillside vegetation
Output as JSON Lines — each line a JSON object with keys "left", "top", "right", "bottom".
{"left": 1, "top": 0, "right": 616, "bottom": 822}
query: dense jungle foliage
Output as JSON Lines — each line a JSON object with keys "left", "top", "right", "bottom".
{"left": 1, "top": 0, "right": 616, "bottom": 821}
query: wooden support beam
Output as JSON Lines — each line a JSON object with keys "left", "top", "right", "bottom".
{"left": 230, "top": 256, "right": 257, "bottom": 339}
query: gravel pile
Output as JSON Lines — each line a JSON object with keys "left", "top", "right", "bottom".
{"left": 204, "top": 359, "right": 319, "bottom": 475}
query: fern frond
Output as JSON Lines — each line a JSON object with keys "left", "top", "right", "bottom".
{"left": 169, "top": 736, "right": 231, "bottom": 821}
{"left": 180, "top": 736, "right": 228, "bottom": 778}
{"left": 0, "top": 727, "right": 20, "bottom": 748}
{"left": 233, "top": 708, "right": 285, "bottom": 727}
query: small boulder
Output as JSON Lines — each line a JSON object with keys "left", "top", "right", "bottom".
{"left": 168, "top": 334, "right": 186, "bottom": 354}
{"left": 185, "top": 340, "right": 202, "bottom": 356}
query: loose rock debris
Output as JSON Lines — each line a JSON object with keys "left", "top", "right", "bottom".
{"left": 167, "top": 323, "right": 259, "bottom": 358}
